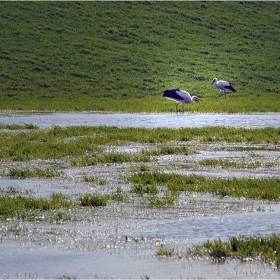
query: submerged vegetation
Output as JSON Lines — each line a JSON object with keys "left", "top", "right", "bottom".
{"left": 158, "top": 235, "right": 280, "bottom": 268}
{"left": 0, "top": 190, "right": 128, "bottom": 221}
{"left": 0, "top": 193, "right": 73, "bottom": 221}
{"left": 72, "top": 152, "right": 151, "bottom": 167}
{"left": 0, "top": 1, "right": 279, "bottom": 112}
{"left": 6, "top": 168, "right": 62, "bottom": 179}
{"left": 0, "top": 125, "right": 279, "bottom": 208}
{"left": 80, "top": 194, "right": 108, "bottom": 207}
{"left": 0, "top": 126, "right": 279, "bottom": 162}
{"left": 0, "top": 130, "right": 279, "bottom": 274}
{"left": 128, "top": 172, "right": 280, "bottom": 202}
{"left": 198, "top": 158, "right": 263, "bottom": 169}
{"left": 142, "top": 145, "right": 192, "bottom": 156}
{"left": 187, "top": 235, "right": 280, "bottom": 268}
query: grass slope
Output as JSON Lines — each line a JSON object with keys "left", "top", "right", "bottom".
{"left": 0, "top": 1, "right": 279, "bottom": 112}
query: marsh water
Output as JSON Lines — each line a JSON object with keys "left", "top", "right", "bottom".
{"left": 0, "top": 111, "right": 279, "bottom": 128}
{"left": 1, "top": 112, "right": 280, "bottom": 279}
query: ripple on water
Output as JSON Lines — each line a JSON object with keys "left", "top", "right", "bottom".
{"left": 1, "top": 242, "right": 280, "bottom": 279}
{"left": 137, "top": 209, "right": 280, "bottom": 245}
{"left": 0, "top": 112, "right": 279, "bottom": 128}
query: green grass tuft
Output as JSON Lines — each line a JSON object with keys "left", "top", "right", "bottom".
{"left": 128, "top": 172, "right": 280, "bottom": 201}
{"left": 142, "top": 145, "right": 192, "bottom": 156}
{"left": 0, "top": 193, "right": 73, "bottom": 220}
{"left": 189, "top": 235, "right": 280, "bottom": 267}
{"left": 7, "top": 168, "right": 61, "bottom": 179}
{"left": 157, "top": 244, "right": 175, "bottom": 257}
{"left": 80, "top": 194, "right": 108, "bottom": 207}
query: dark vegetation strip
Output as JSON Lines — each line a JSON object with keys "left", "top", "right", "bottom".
{"left": 0, "top": 193, "right": 73, "bottom": 220}
{"left": 0, "top": 191, "right": 128, "bottom": 221}
{"left": 187, "top": 235, "right": 280, "bottom": 268}
{"left": 6, "top": 168, "right": 61, "bottom": 179}
{"left": 158, "top": 235, "right": 280, "bottom": 268}
{"left": 128, "top": 172, "right": 280, "bottom": 201}
{"left": 0, "top": 124, "right": 39, "bottom": 130}
{"left": 0, "top": 126, "right": 279, "bottom": 162}
{"left": 79, "top": 194, "right": 108, "bottom": 207}
{"left": 72, "top": 153, "right": 151, "bottom": 167}
{"left": 142, "top": 145, "right": 192, "bottom": 156}
{"left": 73, "top": 146, "right": 193, "bottom": 167}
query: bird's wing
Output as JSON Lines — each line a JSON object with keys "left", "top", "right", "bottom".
{"left": 163, "top": 89, "right": 192, "bottom": 102}
{"left": 177, "top": 90, "right": 192, "bottom": 103}
{"left": 216, "top": 80, "right": 229, "bottom": 90}
{"left": 220, "top": 80, "right": 230, "bottom": 86}
{"left": 163, "top": 89, "right": 181, "bottom": 100}
{"left": 220, "top": 80, "right": 236, "bottom": 91}
{"left": 224, "top": 84, "right": 236, "bottom": 91}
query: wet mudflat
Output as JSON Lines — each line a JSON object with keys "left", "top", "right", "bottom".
{"left": 0, "top": 113, "right": 280, "bottom": 279}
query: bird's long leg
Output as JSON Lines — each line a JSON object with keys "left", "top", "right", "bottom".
{"left": 182, "top": 103, "right": 185, "bottom": 113}
{"left": 218, "top": 91, "right": 225, "bottom": 98}
{"left": 176, "top": 102, "right": 179, "bottom": 113}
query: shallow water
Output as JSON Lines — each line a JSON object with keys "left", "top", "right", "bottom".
{"left": 1, "top": 112, "right": 280, "bottom": 279}
{"left": 1, "top": 165, "right": 280, "bottom": 278}
{"left": 139, "top": 206, "right": 280, "bottom": 244}
{"left": 1, "top": 201, "right": 280, "bottom": 279}
{"left": 0, "top": 111, "right": 279, "bottom": 128}
{"left": 2, "top": 243, "right": 279, "bottom": 279}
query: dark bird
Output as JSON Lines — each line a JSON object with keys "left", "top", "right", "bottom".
{"left": 211, "top": 78, "right": 236, "bottom": 97}
{"left": 163, "top": 88, "right": 200, "bottom": 113}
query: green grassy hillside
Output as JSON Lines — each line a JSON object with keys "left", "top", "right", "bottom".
{"left": 0, "top": 1, "right": 279, "bottom": 112}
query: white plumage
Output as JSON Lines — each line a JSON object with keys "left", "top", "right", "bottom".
{"left": 163, "top": 88, "right": 200, "bottom": 113}
{"left": 211, "top": 78, "right": 236, "bottom": 97}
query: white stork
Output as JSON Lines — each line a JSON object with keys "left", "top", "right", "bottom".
{"left": 163, "top": 88, "right": 200, "bottom": 113}
{"left": 211, "top": 78, "right": 236, "bottom": 97}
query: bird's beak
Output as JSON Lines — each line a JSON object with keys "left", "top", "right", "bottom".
{"left": 196, "top": 99, "right": 201, "bottom": 104}
{"left": 211, "top": 81, "right": 214, "bottom": 85}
